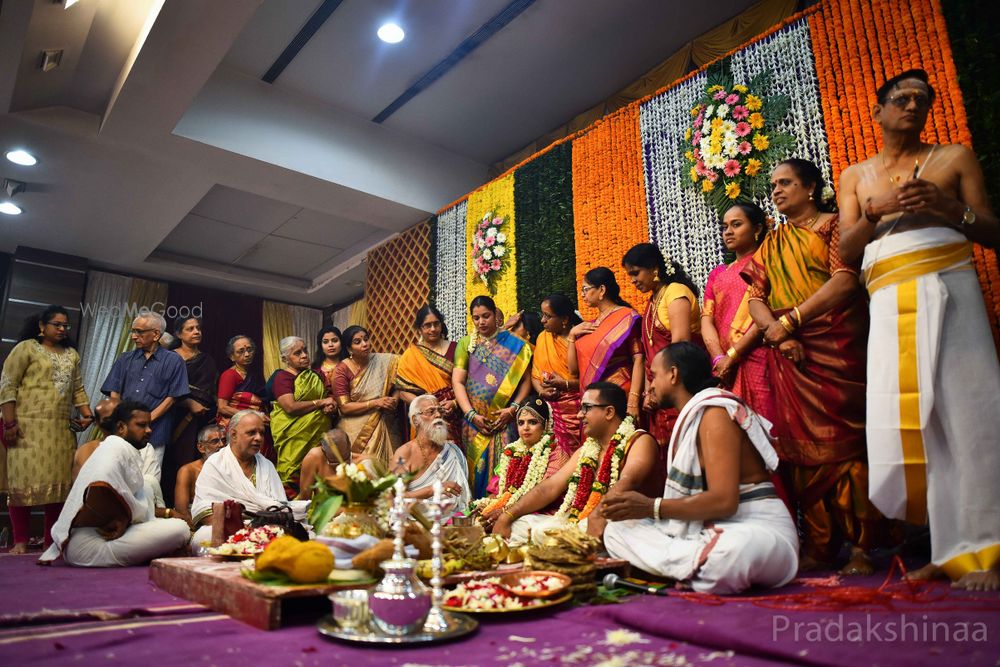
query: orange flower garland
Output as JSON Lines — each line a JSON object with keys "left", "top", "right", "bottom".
{"left": 809, "top": 0, "right": 1000, "bottom": 350}
{"left": 571, "top": 105, "right": 649, "bottom": 318}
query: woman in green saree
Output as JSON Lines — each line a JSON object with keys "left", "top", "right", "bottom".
{"left": 268, "top": 336, "right": 336, "bottom": 493}
{"left": 452, "top": 296, "right": 533, "bottom": 499}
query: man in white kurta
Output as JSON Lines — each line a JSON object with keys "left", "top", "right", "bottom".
{"left": 40, "top": 402, "right": 190, "bottom": 567}
{"left": 839, "top": 70, "right": 1000, "bottom": 590}
{"left": 396, "top": 395, "right": 470, "bottom": 515}
{"left": 191, "top": 410, "right": 308, "bottom": 545}
{"left": 603, "top": 344, "right": 799, "bottom": 594}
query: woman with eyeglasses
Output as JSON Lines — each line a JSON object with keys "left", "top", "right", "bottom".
{"left": 163, "top": 315, "right": 218, "bottom": 507}
{"left": 742, "top": 158, "right": 882, "bottom": 575}
{"left": 567, "top": 267, "right": 643, "bottom": 419}
{"left": 452, "top": 295, "right": 533, "bottom": 498}
{"left": 216, "top": 335, "right": 275, "bottom": 462}
{"left": 332, "top": 326, "right": 401, "bottom": 469}
{"left": 394, "top": 305, "right": 462, "bottom": 444}
{"left": 1, "top": 305, "right": 92, "bottom": 554}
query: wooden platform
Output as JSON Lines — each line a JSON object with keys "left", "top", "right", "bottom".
{"left": 149, "top": 557, "right": 366, "bottom": 631}
{"left": 150, "top": 556, "right": 630, "bottom": 631}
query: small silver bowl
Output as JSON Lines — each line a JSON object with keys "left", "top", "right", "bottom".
{"left": 329, "top": 589, "right": 370, "bottom": 629}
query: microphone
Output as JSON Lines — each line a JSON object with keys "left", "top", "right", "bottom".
{"left": 603, "top": 573, "right": 670, "bottom": 596}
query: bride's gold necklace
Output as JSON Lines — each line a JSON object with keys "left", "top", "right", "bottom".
{"left": 644, "top": 284, "right": 666, "bottom": 346}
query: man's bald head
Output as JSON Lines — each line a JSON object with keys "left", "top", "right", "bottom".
{"left": 321, "top": 428, "right": 351, "bottom": 462}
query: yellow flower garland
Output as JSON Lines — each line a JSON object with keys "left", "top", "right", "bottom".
{"left": 465, "top": 173, "right": 518, "bottom": 330}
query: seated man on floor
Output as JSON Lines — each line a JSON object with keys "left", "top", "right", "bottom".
{"left": 602, "top": 342, "right": 799, "bottom": 594}
{"left": 72, "top": 397, "right": 119, "bottom": 481}
{"left": 395, "top": 394, "right": 470, "bottom": 513}
{"left": 491, "top": 382, "right": 659, "bottom": 545}
{"left": 40, "top": 400, "right": 190, "bottom": 567}
{"left": 190, "top": 409, "right": 308, "bottom": 546}
{"left": 172, "top": 424, "right": 225, "bottom": 524}
{"left": 297, "top": 428, "right": 376, "bottom": 501}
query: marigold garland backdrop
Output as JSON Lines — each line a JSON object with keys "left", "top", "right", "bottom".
{"left": 361, "top": 0, "right": 1000, "bottom": 355}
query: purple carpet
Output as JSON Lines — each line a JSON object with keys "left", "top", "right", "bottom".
{"left": 1, "top": 553, "right": 997, "bottom": 666}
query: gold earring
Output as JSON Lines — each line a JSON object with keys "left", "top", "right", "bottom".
{"left": 653, "top": 269, "right": 660, "bottom": 282}
{"left": 755, "top": 229, "right": 762, "bottom": 241}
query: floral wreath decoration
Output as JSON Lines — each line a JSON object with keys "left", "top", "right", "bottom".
{"left": 471, "top": 207, "right": 511, "bottom": 291}
{"left": 681, "top": 60, "right": 796, "bottom": 217}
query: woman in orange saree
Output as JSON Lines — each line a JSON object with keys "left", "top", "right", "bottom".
{"left": 394, "top": 305, "right": 462, "bottom": 445}
{"left": 567, "top": 267, "right": 643, "bottom": 419}
{"left": 622, "top": 243, "right": 701, "bottom": 454}
{"left": 530, "top": 294, "right": 583, "bottom": 473}
{"left": 742, "top": 159, "right": 884, "bottom": 575}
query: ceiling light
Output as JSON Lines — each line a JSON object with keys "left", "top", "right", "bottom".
{"left": 377, "top": 23, "right": 404, "bottom": 44}
{"left": 6, "top": 150, "right": 37, "bottom": 166}
{"left": 62, "top": 0, "right": 80, "bottom": 8}
{"left": 0, "top": 202, "right": 22, "bottom": 215}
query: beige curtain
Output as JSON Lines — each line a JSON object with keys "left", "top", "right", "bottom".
{"left": 262, "top": 301, "right": 294, "bottom": 378}
{"left": 491, "top": 0, "right": 796, "bottom": 173}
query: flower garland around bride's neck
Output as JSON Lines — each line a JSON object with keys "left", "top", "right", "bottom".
{"left": 474, "top": 434, "right": 552, "bottom": 516}
{"left": 556, "top": 416, "right": 636, "bottom": 523}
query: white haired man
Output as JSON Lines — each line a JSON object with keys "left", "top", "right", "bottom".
{"left": 190, "top": 410, "right": 308, "bottom": 546}
{"left": 101, "top": 311, "right": 188, "bottom": 479}
{"left": 395, "top": 394, "right": 470, "bottom": 514}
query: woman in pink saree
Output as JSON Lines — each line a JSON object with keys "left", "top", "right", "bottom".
{"left": 701, "top": 202, "right": 774, "bottom": 424}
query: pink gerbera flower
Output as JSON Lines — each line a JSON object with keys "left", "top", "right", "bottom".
{"left": 693, "top": 148, "right": 701, "bottom": 160}
{"left": 723, "top": 160, "right": 741, "bottom": 177}
{"left": 735, "top": 122, "right": 752, "bottom": 137}
{"left": 726, "top": 93, "right": 740, "bottom": 105}
{"left": 738, "top": 141, "right": 753, "bottom": 155}
{"left": 485, "top": 236, "right": 495, "bottom": 247}
{"left": 694, "top": 113, "right": 705, "bottom": 127}
{"left": 491, "top": 259, "right": 502, "bottom": 271}
{"left": 732, "top": 105, "right": 749, "bottom": 120}
{"left": 692, "top": 131, "right": 702, "bottom": 145}
{"left": 713, "top": 89, "right": 728, "bottom": 101}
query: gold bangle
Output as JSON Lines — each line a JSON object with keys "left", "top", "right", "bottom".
{"left": 792, "top": 306, "right": 803, "bottom": 326}
{"left": 726, "top": 347, "right": 739, "bottom": 361}
{"left": 503, "top": 509, "right": 516, "bottom": 521}
{"left": 164, "top": 508, "right": 172, "bottom": 519}
{"left": 778, "top": 314, "right": 795, "bottom": 333}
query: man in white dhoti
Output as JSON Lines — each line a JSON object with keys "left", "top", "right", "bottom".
{"left": 491, "top": 382, "right": 660, "bottom": 546}
{"left": 602, "top": 343, "right": 799, "bottom": 594}
{"left": 40, "top": 401, "right": 190, "bottom": 567}
{"left": 190, "top": 410, "right": 308, "bottom": 545}
{"left": 839, "top": 69, "right": 1000, "bottom": 590}
{"left": 395, "top": 395, "right": 470, "bottom": 514}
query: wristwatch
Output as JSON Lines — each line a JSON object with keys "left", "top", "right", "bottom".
{"left": 960, "top": 206, "right": 976, "bottom": 226}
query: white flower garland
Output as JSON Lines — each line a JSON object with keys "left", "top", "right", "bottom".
{"left": 473, "top": 433, "right": 553, "bottom": 514}
{"left": 639, "top": 18, "right": 832, "bottom": 293}
{"left": 434, "top": 201, "right": 468, "bottom": 338}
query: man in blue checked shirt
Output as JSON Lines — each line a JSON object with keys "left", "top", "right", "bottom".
{"left": 101, "top": 311, "right": 188, "bottom": 480}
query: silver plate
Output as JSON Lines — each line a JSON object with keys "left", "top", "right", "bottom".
{"left": 317, "top": 611, "right": 478, "bottom": 645}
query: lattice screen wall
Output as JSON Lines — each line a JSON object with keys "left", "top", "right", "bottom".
{"left": 365, "top": 222, "right": 431, "bottom": 354}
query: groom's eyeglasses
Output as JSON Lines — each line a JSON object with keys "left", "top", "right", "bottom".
{"left": 580, "top": 403, "right": 611, "bottom": 412}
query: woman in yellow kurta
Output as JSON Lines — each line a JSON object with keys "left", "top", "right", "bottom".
{"left": 394, "top": 305, "right": 461, "bottom": 444}
{"left": 1, "top": 306, "right": 92, "bottom": 553}
{"left": 268, "top": 336, "right": 336, "bottom": 492}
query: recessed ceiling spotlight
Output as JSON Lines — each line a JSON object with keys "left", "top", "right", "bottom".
{"left": 377, "top": 22, "right": 404, "bottom": 44}
{"left": 0, "top": 202, "right": 22, "bottom": 215}
{"left": 61, "top": 0, "right": 80, "bottom": 8}
{"left": 6, "top": 150, "right": 37, "bottom": 166}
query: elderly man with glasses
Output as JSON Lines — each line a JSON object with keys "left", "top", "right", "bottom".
{"left": 171, "top": 424, "right": 226, "bottom": 524}
{"left": 100, "top": 311, "right": 189, "bottom": 480}
{"left": 394, "top": 394, "right": 470, "bottom": 514}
